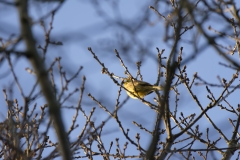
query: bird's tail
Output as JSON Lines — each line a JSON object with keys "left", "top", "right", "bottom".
{"left": 153, "top": 85, "right": 162, "bottom": 90}
{"left": 153, "top": 85, "right": 173, "bottom": 90}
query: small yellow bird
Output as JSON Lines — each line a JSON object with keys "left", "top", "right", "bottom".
{"left": 123, "top": 78, "right": 163, "bottom": 99}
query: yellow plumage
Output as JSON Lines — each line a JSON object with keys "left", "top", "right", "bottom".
{"left": 123, "top": 78, "right": 162, "bottom": 99}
